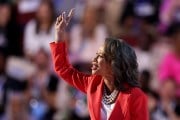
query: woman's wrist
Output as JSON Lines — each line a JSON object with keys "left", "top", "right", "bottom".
{"left": 54, "top": 36, "right": 61, "bottom": 43}
{"left": 55, "top": 31, "right": 64, "bottom": 43}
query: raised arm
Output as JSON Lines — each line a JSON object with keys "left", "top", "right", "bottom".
{"left": 50, "top": 9, "right": 93, "bottom": 93}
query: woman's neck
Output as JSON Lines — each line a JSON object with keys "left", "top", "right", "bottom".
{"left": 103, "top": 76, "right": 115, "bottom": 93}
{"left": 40, "top": 22, "right": 50, "bottom": 31}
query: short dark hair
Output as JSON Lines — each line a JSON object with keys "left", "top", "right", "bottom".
{"left": 104, "top": 37, "right": 140, "bottom": 91}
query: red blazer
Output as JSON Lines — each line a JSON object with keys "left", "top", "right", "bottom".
{"left": 50, "top": 42, "right": 149, "bottom": 120}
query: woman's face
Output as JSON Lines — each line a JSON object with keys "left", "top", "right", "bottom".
{"left": 36, "top": 3, "right": 52, "bottom": 22}
{"left": 0, "top": 5, "right": 11, "bottom": 27}
{"left": 91, "top": 46, "right": 112, "bottom": 76}
{"left": 159, "top": 80, "right": 176, "bottom": 100}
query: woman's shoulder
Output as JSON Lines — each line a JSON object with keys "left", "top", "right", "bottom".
{"left": 130, "top": 87, "right": 147, "bottom": 98}
{"left": 24, "top": 19, "right": 36, "bottom": 31}
{"left": 26, "top": 19, "right": 36, "bottom": 26}
{"left": 90, "top": 75, "right": 103, "bottom": 82}
{"left": 88, "top": 75, "right": 103, "bottom": 86}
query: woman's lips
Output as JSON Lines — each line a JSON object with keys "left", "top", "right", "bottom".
{"left": 91, "top": 64, "right": 98, "bottom": 70}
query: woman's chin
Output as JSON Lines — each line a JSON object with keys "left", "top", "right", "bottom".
{"left": 91, "top": 70, "right": 97, "bottom": 75}
{"left": 91, "top": 69, "right": 100, "bottom": 75}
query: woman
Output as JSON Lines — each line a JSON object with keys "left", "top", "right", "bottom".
{"left": 24, "top": 0, "right": 55, "bottom": 60}
{"left": 50, "top": 9, "right": 149, "bottom": 120}
{"left": 0, "top": 2, "right": 21, "bottom": 56}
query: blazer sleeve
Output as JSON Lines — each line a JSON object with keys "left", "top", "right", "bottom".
{"left": 50, "top": 41, "right": 92, "bottom": 93}
{"left": 130, "top": 88, "right": 149, "bottom": 120}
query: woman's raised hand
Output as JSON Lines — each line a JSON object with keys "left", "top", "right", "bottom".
{"left": 55, "top": 8, "right": 74, "bottom": 42}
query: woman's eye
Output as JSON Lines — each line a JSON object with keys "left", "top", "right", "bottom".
{"left": 95, "top": 53, "right": 104, "bottom": 59}
{"left": 98, "top": 55, "right": 104, "bottom": 58}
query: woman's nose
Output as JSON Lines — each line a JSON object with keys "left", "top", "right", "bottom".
{"left": 92, "top": 56, "right": 98, "bottom": 62}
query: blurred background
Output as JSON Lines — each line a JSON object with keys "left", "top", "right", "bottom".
{"left": 0, "top": 0, "right": 180, "bottom": 120}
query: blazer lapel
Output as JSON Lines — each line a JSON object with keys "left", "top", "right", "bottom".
{"left": 109, "top": 92, "right": 131, "bottom": 120}
{"left": 89, "top": 79, "right": 104, "bottom": 120}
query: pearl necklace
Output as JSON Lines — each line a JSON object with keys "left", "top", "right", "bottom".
{"left": 102, "top": 87, "right": 119, "bottom": 105}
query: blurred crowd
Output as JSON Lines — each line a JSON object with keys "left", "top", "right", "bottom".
{"left": 0, "top": 0, "right": 180, "bottom": 120}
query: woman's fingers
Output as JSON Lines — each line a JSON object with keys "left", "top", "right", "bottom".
{"left": 67, "top": 8, "right": 75, "bottom": 25}
{"left": 55, "top": 9, "right": 74, "bottom": 29}
{"left": 62, "top": 12, "right": 67, "bottom": 23}
{"left": 56, "top": 15, "right": 61, "bottom": 25}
